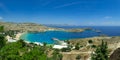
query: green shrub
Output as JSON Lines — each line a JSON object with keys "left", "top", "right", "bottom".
{"left": 75, "top": 43, "right": 80, "bottom": 50}
{"left": 76, "top": 55, "right": 81, "bottom": 60}
{"left": 61, "top": 48, "right": 71, "bottom": 52}
{"left": 88, "top": 40, "right": 93, "bottom": 44}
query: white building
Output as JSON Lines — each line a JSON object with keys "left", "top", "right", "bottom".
{"left": 53, "top": 45, "right": 68, "bottom": 49}
{"left": 52, "top": 38, "right": 68, "bottom": 49}
{"left": 6, "top": 35, "right": 17, "bottom": 42}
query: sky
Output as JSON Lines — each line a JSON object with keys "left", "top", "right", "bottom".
{"left": 0, "top": 0, "right": 120, "bottom": 26}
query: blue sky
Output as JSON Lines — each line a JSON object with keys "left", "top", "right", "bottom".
{"left": 0, "top": 0, "right": 120, "bottom": 26}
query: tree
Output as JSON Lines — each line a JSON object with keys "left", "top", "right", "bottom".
{"left": 43, "top": 42, "right": 47, "bottom": 46}
{"left": 0, "top": 38, "right": 47, "bottom": 60}
{"left": 5, "top": 30, "right": 15, "bottom": 38}
{"left": 76, "top": 55, "right": 81, "bottom": 60}
{"left": 65, "top": 40, "right": 70, "bottom": 44}
{"left": 51, "top": 49, "right": 63, "bottom": 60}
{"left": 88, "top": 40, "right": 93, "bottom": 44}
{"left": 58, "top": 54, "right": 63, "bottom": 60}
{"left": 22, "top": 47, "right": 47, "bottom": 60}
{"left": 0, "top": 26, "right": 4, "bottom": 32}
{"left": 61, "top": 48, "right": 71, "bottom": 52}
{"left": 17, "top": 39, "right": 26, "bottom": 47}
{"left": 52, "top": 49, "right": 60, "bottom": 60}
{"left": 91, "top": 45, "right": 96, "bottom": 48}
{"left": 6, "top": 55, "right": 21, "bottom": 60}
{"left": 75, "top": 43, "right": 80, "bottom": 50}
{"left": 0, "top": 35, "right": 6, "bottom": 49}
{"left": 91, "top": 40, "right": 108, "bottom": 60}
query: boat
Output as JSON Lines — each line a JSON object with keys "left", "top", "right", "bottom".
{"left": 52, "top": 37, "right": 68, "bottom": 46}
{"left": 52, "top": 38, "right": 59, "bottom": 41}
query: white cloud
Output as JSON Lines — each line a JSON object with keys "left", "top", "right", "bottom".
{"left": 104, "top": 16, "right": 112, "bottom": 19}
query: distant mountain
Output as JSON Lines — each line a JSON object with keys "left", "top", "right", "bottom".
{"left": 43, "top": 24, "right": 78, "bottom": 26}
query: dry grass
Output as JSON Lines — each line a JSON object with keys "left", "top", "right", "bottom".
{"left": 61, "top": 36, "right": 120, "bottom": 60}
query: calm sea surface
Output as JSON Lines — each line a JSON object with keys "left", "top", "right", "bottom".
{"left": 20, "top": 26, "right": 120, "bottom": 44}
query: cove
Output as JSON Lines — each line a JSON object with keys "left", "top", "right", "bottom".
{"left": 20, "top": 30, "right": 100, "bottom": 44}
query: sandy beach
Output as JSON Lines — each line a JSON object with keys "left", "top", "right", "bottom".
{"left": 15, "top": 32, "right": 24, "bottom": 40}
{"left": 5, "top": 32, "right": 24, "bottom": 42}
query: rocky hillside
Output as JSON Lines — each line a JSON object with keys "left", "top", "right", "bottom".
{"left": 0, "top": 22, "right": 58, "bottom": 32}
{"left": 109, "top": 48, "right": 120, "bottom": 60}
{"left": 0, "top": 21, "right": 89, "bottom": 32}
{"left": 61, "top": 36, "right": 120, "bottom": 60}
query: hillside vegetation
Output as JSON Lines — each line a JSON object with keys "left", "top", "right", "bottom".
{"left": 0, "top": 35, "right": 47, "bottom": 60}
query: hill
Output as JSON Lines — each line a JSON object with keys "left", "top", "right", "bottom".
{"left": 0, "top": 22, "right": 57, "bottom": 32}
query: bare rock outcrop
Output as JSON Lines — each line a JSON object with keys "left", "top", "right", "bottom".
{"left": 109, "top": 48, "right": 120, "bottom": 60}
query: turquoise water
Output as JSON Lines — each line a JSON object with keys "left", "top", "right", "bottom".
{"left": 20, "top": 30, "right": 100, "bottom": 44}
{"left": 21, "top": 26, "right": 120, "bottom": 44}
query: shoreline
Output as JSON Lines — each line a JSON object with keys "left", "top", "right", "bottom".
{"left": 15, "top": 32, "right": 27, "bottom": 40}
{"left": 15, "top": 31, "right": 120, "bottom": 47}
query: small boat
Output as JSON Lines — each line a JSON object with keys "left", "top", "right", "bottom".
{"left": 52, "top": 38, "right": 59, "bottom": 41}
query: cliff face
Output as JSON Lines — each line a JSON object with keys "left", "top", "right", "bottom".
{"left": 109, "top": 48, "right": 120, "bottom": 60}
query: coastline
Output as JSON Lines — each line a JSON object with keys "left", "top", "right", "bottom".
{"left": 18, "top": 30, "right": 99, "bottom": 44}
{"left": 6, "top": 32, "right": 26, "bottom": 42}
{"left": 15, "top": 32, "right": 27, "bottom": 40}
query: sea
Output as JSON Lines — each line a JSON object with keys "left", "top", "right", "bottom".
{"left": 20, "top": 26, "right": 120, "bottom": 44}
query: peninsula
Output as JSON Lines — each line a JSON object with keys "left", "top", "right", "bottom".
{"left": 0, "top": 21, "right": 89, "bottom": 33}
